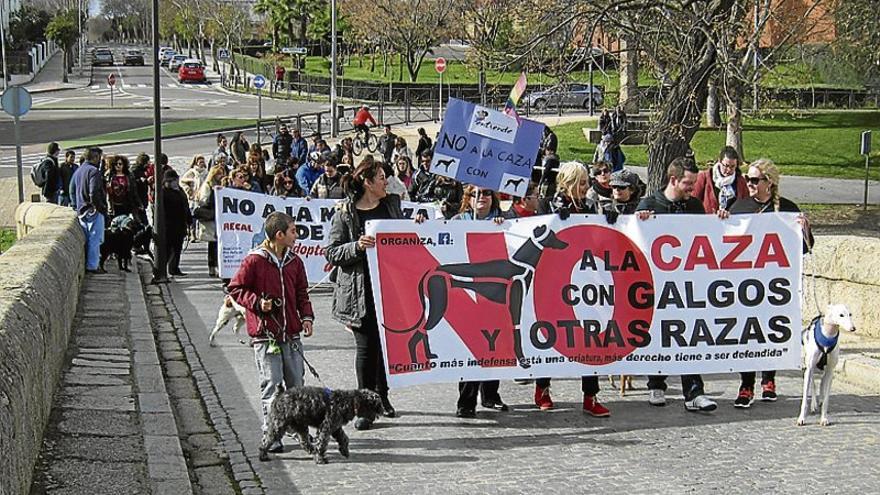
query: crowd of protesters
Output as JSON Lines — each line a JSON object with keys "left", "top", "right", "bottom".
{"left": 37, "top": 114, "right": 813, "bottom": 437}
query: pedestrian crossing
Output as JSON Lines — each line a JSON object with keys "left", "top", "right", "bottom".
{"left": 0, "top": 151, "right": 195, "bottom": 170}
{"left": 88, "top": 83, "right": 215, "bottom": 90}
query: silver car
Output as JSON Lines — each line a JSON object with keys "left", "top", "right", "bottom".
{"left": 168, "top": 54, "right": 188, "bottom": 72}
{"left": 523, "top": 83, "right": 603, "bottom": 111}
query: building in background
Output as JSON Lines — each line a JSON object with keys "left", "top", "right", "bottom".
{"left": 1, "top": 0, "right": 23, "bottom": 35}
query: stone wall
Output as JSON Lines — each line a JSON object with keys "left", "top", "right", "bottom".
{"left": 803, "top": 235, "right": 880, "bottom": 340}
{"left": 0, "top": 203, "right": 84, "bottom": 495}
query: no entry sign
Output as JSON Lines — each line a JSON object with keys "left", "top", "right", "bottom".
{"left": 435, "top": 58, "right": 447, "bottom": 74}
{"left": 107, "top": 73, "right": 117, "bottom": 86}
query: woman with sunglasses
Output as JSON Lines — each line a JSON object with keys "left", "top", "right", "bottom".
{"left": 586, "top": 161, "right": 613, "bottom": 209}
{"left": 196, "top": 164, "right": 227, "bottom": 277}
{"left": 721, "top": 158, "right": 813, "bottom": 408}
{"left": 105, "top": 155, "right": 141, "bottom": 218}
{"left": 326, "top": 157, "right": 404, "bottom": 430}
{"left": 693, "top": 146, "right": 749, "bottom": 214}
{"left": 452, "top": 185, "right": 509, "bottom": 418}
{"left": 273, "top": 169, "right": 304, "bottom": 198}
{"left": 535, "top": 161, "right": 611, "bottom": 416}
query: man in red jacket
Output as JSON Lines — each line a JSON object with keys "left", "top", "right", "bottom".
{"left": 228, "top": 211, "right": 314, "bottom": 453}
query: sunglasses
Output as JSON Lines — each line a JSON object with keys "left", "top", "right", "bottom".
{"left": 611, "top": 185, "right": 629, "bottom": 190}
{"left": 595, "top": 169, "right": 611, "bottom": 175}
{"left": 746, "top": 176, "right": 768, "bottom": 185}
{"left": 283, "top": 180, "right": 295, "bottom": 186}
{"left": 468, "top": 190, "right": 493, "bottom": 198}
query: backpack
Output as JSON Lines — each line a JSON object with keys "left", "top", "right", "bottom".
{"left": 31, "top": 158, "right": 52, "bottom": 187}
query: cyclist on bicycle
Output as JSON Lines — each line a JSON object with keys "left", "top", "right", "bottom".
{"left": 352, "top": 104, "right": 378, "bottom": 136}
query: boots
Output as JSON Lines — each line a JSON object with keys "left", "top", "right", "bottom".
{"left": 535, "top": 385, "right": 554, "bottom": 411}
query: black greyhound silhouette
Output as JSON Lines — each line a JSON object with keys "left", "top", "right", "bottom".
{"left": 504, "top": 177, "right": 525, "bottom": 191}
{"left": 383, "top": 225, "right": 568, "bottom": 368}
{"left": 435, "top": 158, "right": 456, "bottom": 173}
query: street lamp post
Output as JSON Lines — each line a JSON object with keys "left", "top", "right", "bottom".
{"left": 151, "top": 0, "right": 168, "bottom": 283}
{"left": 1, "top": 0, "right": 9, "bottom": 90}
{"left": 78, "top": 0, "right": 84, "bottom": 71}
{"left": 330, "top": 0, "right": 337, "bottom": 137}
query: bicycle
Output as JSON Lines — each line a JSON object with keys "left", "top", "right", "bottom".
{"left": 352, "top": 126, "right": 379, "bottom": 156}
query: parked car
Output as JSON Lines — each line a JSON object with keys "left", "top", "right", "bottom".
{"left": 123, "top": 49, "right": 144, "bottom": 66}
{"left": 523, "top": 83, "right": 603, "bottom": 111}
{"left": 92, "top": 48, "right": 114, "bottom": 67}
{"left": 178, "top": 60, "right": 207, "bottom": 84}
{"left": 159, "top": 50, "right": 176, "bottom": 66}
{"left": 168, "top": 54, "right": 188, "bottom": 72}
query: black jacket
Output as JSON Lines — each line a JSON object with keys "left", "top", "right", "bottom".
{"left": 636, "top": 190, "right": 705, "bottom": 215}
{"left": 729, "top": 196, "right": 814, "bottom": 252}
{"left": 41, "top": 155, "right": 60, "bottom": 198}
{"left": 162, "top": 185, "right": 192, "bottom": 240}
{"left": 273, "top": 133, "right": 293, "bottom": 161}
{"left": 378, "top": 132, "right": 397, "bottom": 162}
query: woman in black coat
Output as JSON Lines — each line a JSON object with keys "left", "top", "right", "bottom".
{"left": 161, "top": 170, "right": 193, "bottom": 277}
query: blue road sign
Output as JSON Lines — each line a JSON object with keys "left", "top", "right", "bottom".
{"left": 1, "top": 86, "right": 32, "bottom": 118}
{"left": 253, "top": 74, "right": 267, "bottom": 90}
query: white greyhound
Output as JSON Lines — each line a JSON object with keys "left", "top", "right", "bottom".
{"left": 797, "top": 304, "right": 856, "bottom": 426}
{"left": 208, "top": 295, "right": 247, "bottom": 346}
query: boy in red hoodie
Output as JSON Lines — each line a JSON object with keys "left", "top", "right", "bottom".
{"left": 228, "top": 211, "right": 314, "bottom": 453}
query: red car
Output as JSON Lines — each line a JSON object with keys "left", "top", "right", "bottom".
{"left": 178, "top": 60, "right": 207, "bottom": 83}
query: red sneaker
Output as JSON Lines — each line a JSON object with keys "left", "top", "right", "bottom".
{"left": 535, "top": 385, "right": 554, "bottom": 410}
{"left": 583, "top": 395, "right": 610, "bottom": 417}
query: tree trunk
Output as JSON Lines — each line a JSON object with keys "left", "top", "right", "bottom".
{"left": 706, "top": 77, "right": 722, "bottom": 127}
{"left": 618, "top": 34, "right": 639, "bottom": 114}
{"left": 382, "top": 49, "right": 388, "bottom": 78}
{"left": 300, "top": 11, "right": 307, "bottom": 48}
{"left": 725, "top": 81, "right": 745, "bottom": 162}
{"left": 62, "top": 49, "right": 69, "bottom": 83}
{"left": 645, "top": 40, "right": 718, "bottom": 193}
{"left": 370, "top": 48, "right": 376, "bottom": 73}
{"left": 398, "top": 52, "right": 404, "bottom": 82}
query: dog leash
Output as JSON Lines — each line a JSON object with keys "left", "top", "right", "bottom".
{"left": 259, "top": 310, "right": 325, "bottom": 386}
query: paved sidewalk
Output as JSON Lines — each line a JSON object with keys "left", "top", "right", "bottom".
{"left": 31, "top": 268, "right": 189, "bottom": 494}
{"left": 21, "top": 52, "right": 92, "bottom": 94}
{"left": 156, "top": 241, "right": 880, "bottom": 494}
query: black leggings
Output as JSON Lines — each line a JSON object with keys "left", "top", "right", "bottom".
{"left": 457, "top": 381, "right": 500, "bottom": 410}
{"left": 740, "top": 371, "right": 776, "bottom": 390}
{"left": 208, "top": 240, "right": 218, "bottom": 269}
{"left": 353, "top": 308, "right": 389, "bottom": 398}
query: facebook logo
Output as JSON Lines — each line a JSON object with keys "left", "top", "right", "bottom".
{"left": 437, "top": 232, "right": 453, "bottom": 246}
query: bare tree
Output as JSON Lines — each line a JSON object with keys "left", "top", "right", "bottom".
{"left": 342, "top": 0, "right": 456, "bottom": 82}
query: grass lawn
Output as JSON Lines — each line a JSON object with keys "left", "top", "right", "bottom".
{"left": 0, "top": 228, "right": 15, "bottom": 254}
{"left": 60, "top": 118, "right": 257, "bottom": 148}
{"left": 553, "top": 110, "right": 880, "bottom": 180}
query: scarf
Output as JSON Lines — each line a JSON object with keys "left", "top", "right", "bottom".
{"left": 712, "top": 163, "right": 737, "bottom": 209}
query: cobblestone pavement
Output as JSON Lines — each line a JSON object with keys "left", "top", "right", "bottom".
{"left": 162, "top": 242, "right": 880, "bottom": 495}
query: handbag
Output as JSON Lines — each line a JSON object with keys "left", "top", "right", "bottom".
{"left": 192, "top": 204, "right": 214, "bottom": 221}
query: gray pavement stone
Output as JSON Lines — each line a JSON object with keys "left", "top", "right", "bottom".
{"left": 148, "top": 461, "right": 190, "bottom": 481}
{"left": 134, "top": 363, "right": 166, "bottom": 393}
{"left": 35, "top": 459, "right": 149, "bottom": 495}
{"left": 138, "top": 392, "right": 173, "bottom": 413}
{"left": 70, "top": 358, "right": 130, "bottom": 369}
{"left": 141, "top": 412, "right": 179, "bottom": 436}
{"left": 56, "top": 409, "right": 139, "bottom": 437}
{"left": 66, "top": 366, "right": 130, "bottom": 376}
{"left": 60, "top": 393, "right": 136, "bottom": 412}
{"left": 173, "top": 398, "right": 214, "bottom": 434}
{"left": 75, "top": 336, "right": 128, "bottom": 348}
{"left": 77, "top": 353, "right": 131, "bottom": 362}
{"left": 166, "top": 377, "right": 200, "bottom": 398}
{"left": 193, "top": 465, "right": 235, "bottom": 495}
{"left": 63, "top": 372, "right": 129, "bottom": 387}
{"left": 164, "top": 360, "right": 192, "bottom": 377}
{"left": 52, "top": 435, "right": 146, "bottom": 463}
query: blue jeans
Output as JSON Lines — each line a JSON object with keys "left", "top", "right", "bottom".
{"left": 254, "top": 339, "right": 305, "bottom": 433}
{"left": 58, "top": 194, "right": 71, "bottom": 207}
{"left": 79, "top": 211, "right": 105, "bottom": 270}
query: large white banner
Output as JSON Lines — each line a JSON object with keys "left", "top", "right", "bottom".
{"left": 215, "top": 187, "right": 437, "bottom": 281}
{"left": 366, "top": 214, "right": 804, "bottom": 387}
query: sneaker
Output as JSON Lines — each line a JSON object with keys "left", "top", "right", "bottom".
{"left": 455, "top": 407, "right": 476, "bottom": 418}
{"left": 535, "top": 386, "right": 554, "bottom": 411}
{"left": 734, "top": 388, "right": 754, "bottom": 409}
{"left": 648, "top": 389, "right": 667, "bottom": 407}
{"left": 761, "top": 381, "right": 778, "bottom": 402}
{"left": 514, "top": 379, "right": 533, "bottom": 385}
{"left": 354, "top": 417, "right": 373, "bottom": 430}
{"left": 267, "top": 440, "right": 283, "bottom": 453}
{"left": 583, "top": 395, "right": 610, "bottom": 417}
{"left": 480, "top": 398, "right": 509, "bottom": 412}
{"left": 381, "top": 396, "right": 396, "bottom": 418}
{"left": 684, "top": 395, "right": 717, "bottom": 412}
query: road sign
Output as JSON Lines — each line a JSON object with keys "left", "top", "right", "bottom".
{"left": 1, "top": 86, "right": 31, "bottom": 204}
{"left": 861, "top": 130, "right": 872, "bottom": 156}
{"left": 1, "top": 86, "right": 32, "bottom": 117}
{"left": 217, "top": 48, "right": 230, "bottom": 61}
{"left": 281, "top": 47, "right": 307, "bottom": 55}
{"left": 107, "top": 73, "right": 116, "bottom": 86}
{"left": 435, "top": 57, "right": 447, "bottom": 74}
{"left": 253, "top": 74, "right": 267, "bottom": 90}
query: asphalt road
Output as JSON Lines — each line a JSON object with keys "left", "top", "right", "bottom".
{"left": 0, "top": 44, "right": 329, "bottom": 176}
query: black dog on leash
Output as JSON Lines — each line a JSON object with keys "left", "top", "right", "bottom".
{"left": 100, "top": 215, "right": 140, "bottom": 272}
{"left": 259, "top": 385, "right": 383, "bottom": 464}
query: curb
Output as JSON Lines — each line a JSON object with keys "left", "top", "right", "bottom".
{"left": 839, "top": 353, "right": 880, "bottom": 394}
{"left": 150, "top": 275, "right": 266, "bottom": 494}
{"left": 128, "top": 264, "right": 194, "bottom": 494}
{"left": 64, "top": 121, "right": 259, "bottom": 150}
